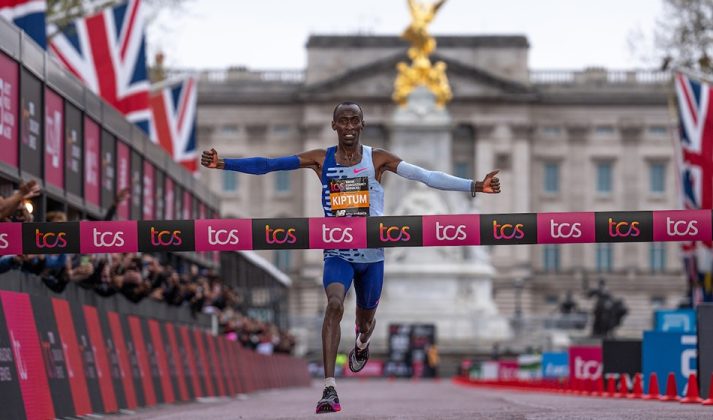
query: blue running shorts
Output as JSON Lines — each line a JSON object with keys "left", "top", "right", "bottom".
{"left": 323, "top": 257, "right": 384, "bottom": 310}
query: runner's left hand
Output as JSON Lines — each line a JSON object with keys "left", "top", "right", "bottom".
{"left": 480, "top": 170, "right": 500, "bottom": 194}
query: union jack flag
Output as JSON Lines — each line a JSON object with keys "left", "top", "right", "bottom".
{"left": 149, "top": 76, "right": 197, "bottom": 172}
{"left": 675, "top": 71, "right": 713, "bottom": 304}
{"left": 0, "top": 0, "right": 46, "bottom": 48}
{"left": 48, "top": 0, "right": 150, "bottom": 133}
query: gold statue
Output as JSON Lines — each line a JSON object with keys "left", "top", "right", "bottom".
{"left": 393, "top": 0, "right": 452, "bottom": 107}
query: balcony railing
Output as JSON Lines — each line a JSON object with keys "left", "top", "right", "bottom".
{"left": 167, "top": 68, "right": 305, "bottom": 84}
{"left": 529, "top": 69, "right": 672, "bottom": 85}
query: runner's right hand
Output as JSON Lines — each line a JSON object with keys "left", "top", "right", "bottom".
{"left": 201, "top": 148, "right": 220, "bottom": 169}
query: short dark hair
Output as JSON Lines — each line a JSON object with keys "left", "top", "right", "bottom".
{"left": 332, "top": 101, "right": 363, "bottom": 120}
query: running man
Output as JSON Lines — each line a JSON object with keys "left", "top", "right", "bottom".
{"left": 201, "top": 102, "right": 501, "bottom": 414}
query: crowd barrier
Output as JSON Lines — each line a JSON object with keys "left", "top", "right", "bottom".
{"left": 0, "top": 209, "right": 710, "bottom": 255}
{"left": 0, "top": 284, "right": 311, "bottom": 420}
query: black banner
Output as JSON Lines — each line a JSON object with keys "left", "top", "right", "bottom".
{"left": 19, "top": 67, "right": 42, "bottom": 177}
{"left": 100, "top": 130, "right": 116, "bottom": 210}
{"left": 121, "top": 315, "right": 146, "bottom": 407}
{"left": 70, "top": 301, "right": 105, "bottom": 414}
{"left": 386, "top": 324, "right": 413, "bottom": 377}
{"left": 480, "top": 213, "right": 537, "bottom": 245}
{"left": 252, "top": 218, "right": 309, "bottom": 250}
{"left": 141, "top": 318, "right": 165, "bottom": 404}
{"left": 367, "top": 216, "right": 422, "bottom": 248}
{"left": 138, "top": 220, "right": 195, "bottom": 252}
{"left": 98, "top": 310, "right": 128, "bottom": 409}
{"left": 602, "top": 339, "right": 642, "bottom": 376}
{"left": 595, "top": 211, "right": 653, "bottom": 243}
{"left": 130, "top": 150, "right": 142, "bottom": 220}
{"left": 65, "top": 102, "right": 83, "bottom": 198}
{"left": 160, "top": 322, "right": 185, "bottom": 401}
{"left": 31, "top": 295, "right": 74, "bottom": 418}
{"left": 22, "top": 222, "right": 80, "bottom": 254}
{"left": 0, "top": 297, "right": 26, "bottom": 420}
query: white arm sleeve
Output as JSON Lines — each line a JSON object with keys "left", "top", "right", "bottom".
{"left": 395, "top": 161, "right": 472, "bottom": 192}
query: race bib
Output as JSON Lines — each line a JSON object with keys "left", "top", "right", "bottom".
{"left": 329, "top": 177, "right": 369, "bottom": 217}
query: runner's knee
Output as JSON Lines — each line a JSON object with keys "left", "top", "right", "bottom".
{"left": 326, "top": 296, "right": 344, "bottom": 317}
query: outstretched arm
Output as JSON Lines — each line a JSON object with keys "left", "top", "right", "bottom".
{"left": 201, "top": 148, "right": 325, "bottom": 175}
{"left": 375, "top": 149, "right": 500, "bottom": 195}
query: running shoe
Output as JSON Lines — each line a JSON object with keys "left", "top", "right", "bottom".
{"left": 315, "top": 386, "right": 341, "bottom": 414}
{"left": 348, "top": 340, "right": 370, "bottom": 373}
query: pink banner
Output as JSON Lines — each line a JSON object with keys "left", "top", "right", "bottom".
{"left": 195, "top": 219, "right": 253, "bottom": 251}
{"left": 0, "top": 291, "right": 55, "bottom": 420}
{"left": 44, "top": 88, "right": 64, "bottom": 189}
{"left": 83, "top": 117, "right": 100, "bottom": 206}
{"left": 116, "top": 142, "right": 130, "bottom": 220}
{"left": 0, "top": 52, "right": 18, "bottom": 168}
{"left": 497, "top": 360, "right": 519, "bottom": 380}
{"left": 569, "top": 346, "right": 602, "bottom": 388}
{"left": 165, "top": 177, "right": 175, "bottom": 220}
{"left": 0, "top": 222, "right": 22, "bottom": 254}
{"left": 308, "top": 217, "right": 366, "bottom": 249}
{"left": 79, "top": 221, "right": 138, "bottom": 254}
{"left": 422, "top": 214, "right": 480, "bottom": 246}
{"left": 652, "top": 209, "right": 712, "bottom": 242}
{"left": 142, "top": 161, "right": 155, "bottom": 220}
{"left": 537, "top": 212, "right": 596, "bottom": 244}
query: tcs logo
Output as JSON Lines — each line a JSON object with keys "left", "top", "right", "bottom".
{"left": 379, "top": 223, "right": 411, "bottom": 242}
{"left": 666, "top": 218, "right": 698, "bottom": 236}
{"left": 92, "top": 228, "right": 125, "bottom": 247}
{"left": 208, "top": 226, "right": 240, "bottom": 246}
{"left": 608, "top": 218, "right": 640, "bottom": 237}
{"left": 265, "top": 225, "right": 297, "bottom": 244}
{"left": 321, "top": 225, "right": 353, "bottom": 243}
{"left": 150, "top": 227, "right": 182, "bottom": 246}
{"left": 492, "top": 220, "right": 524, "bottom": 240}
{"left": 435, "top": 222, "right": 467, "bottom": 241}
{"left": 574, "top": 357, "right": 602, "bottom": 380}
{"left": 550, "top": 221, "right": 582, "bottom": 239}
{"left": 35, "top": 229, "right": 67, "bottom": 248}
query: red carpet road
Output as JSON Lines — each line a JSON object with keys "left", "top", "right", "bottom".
{"left": 122, "top": 378, "right": 713, "bottom": 419}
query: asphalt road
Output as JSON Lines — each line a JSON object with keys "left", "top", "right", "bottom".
{"left": 121, "top": 378, "right": 713, "bottom": 420}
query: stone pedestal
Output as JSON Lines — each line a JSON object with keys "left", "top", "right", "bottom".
{"left": 341, "top": 87, "right": 511, "bottom": 353}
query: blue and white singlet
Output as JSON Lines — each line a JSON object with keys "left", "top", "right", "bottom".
{"left": 321, "top": 145, "right": 384, "bottom": 263}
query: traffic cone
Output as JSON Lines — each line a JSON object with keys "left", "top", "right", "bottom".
{"left": 680, "top": 373, "right": 703, "bottom": 404}
{"left": 606, "top": 376, "right": 617, "bottom": 397}
{"left": 594, "top": 377, "right": 605, "bottom": 397}
{"left": 627, "top": 373, "right": 643, "bottom": 399}
{"left": 643, "top": 372, "right": 660, "bottom": 400}
{"left": 617, "top": 374, "right": 628, "bottom": 398}
{"left": 659, "top": 372, "right": 680, "bottom": 402}
{"left": 703, "top": 373, "right": 713, "bottom": 405}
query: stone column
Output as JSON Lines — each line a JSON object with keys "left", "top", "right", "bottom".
{"left": 474, "top": 124, "right": 496, "bottom": 214}
{"left": 566, "top": 124, "right": 590, "bottom": 267}
{"left": 619, "top": 122, "right": 644, "bottom": 273}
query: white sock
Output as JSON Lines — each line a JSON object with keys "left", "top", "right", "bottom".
{"left": 356, "top": 334, "right": 370, "bottom": 350}
{"left": 325, "top": 377, "right": 336, "bottom": 389}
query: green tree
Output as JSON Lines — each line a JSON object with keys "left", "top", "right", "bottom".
{"left": 656, "top": 0, "right": 713, "bottom": 72}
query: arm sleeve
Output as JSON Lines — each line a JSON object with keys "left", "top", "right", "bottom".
{"left": 223, "top": 155, "right": 300, "bottom": 174}
{"left": 395, "top": 161, "right": 472, "bottom": 192}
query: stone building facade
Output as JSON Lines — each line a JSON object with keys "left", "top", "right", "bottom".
{"left": 194, "top": 35, "right": 679, "bottom": 355}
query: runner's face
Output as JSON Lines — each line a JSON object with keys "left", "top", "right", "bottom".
{"left": 332, "top": 105, "right": 364, "bottom": 147}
